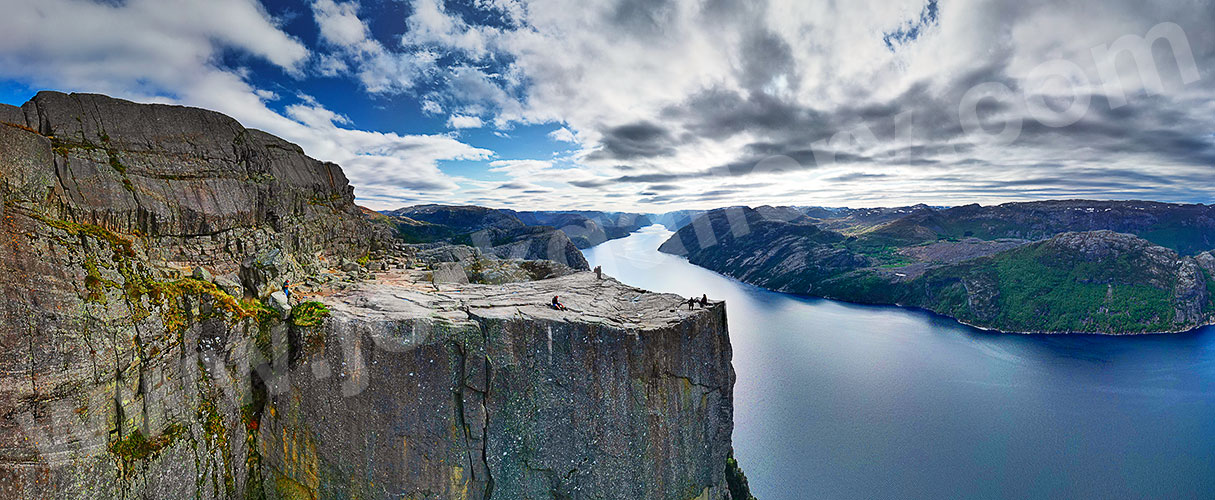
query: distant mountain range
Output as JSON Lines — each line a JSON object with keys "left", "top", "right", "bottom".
{"left": 382, "top": 205, "right": 668, "bottom": 270}
{"left": 659, "top": 200, "right": 1215, "bottom": 334}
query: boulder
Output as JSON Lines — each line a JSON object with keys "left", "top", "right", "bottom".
{"left": 214, "top": 276, "right": 243, "bottom": 298}
{"left": 191, "top": 266, "right": 213, "bottom": 282}
{"left": 431, "top": 262, "right": 469, "bottom": 284}
{"left": 268, "top": 290, "right": 292, "bottom": 320}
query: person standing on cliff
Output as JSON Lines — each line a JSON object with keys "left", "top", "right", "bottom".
{"left": 283, "top": 280, "right": 292, "bottom": 304}
{"left": 594, "top": 265, "right": 602, "bottom": 279}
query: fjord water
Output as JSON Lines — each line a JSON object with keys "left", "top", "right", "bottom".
{"left": 583, "top": 225, "right": 1215, "bottom": 500}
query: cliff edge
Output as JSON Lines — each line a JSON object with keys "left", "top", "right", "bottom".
{"left": 0, "top": 92, "right": 741, "bottom": 499}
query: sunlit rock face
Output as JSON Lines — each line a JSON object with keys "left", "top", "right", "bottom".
{"left": 0, "top": 92, "right": 739, "bottom": 499}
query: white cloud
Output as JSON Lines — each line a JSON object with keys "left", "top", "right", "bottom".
{"left": 446, "top": 114, "right": 484, "bottom": 129}
{"left": 254, "top": 89, "right": 280, "bottom": 101}
{"left": 366, "top": 0, "right": 1215, "bottom": 210}
{"left": 312, "top": 0, "right": 368, "bottom": 47}
{"left": 0, "top": 0, "right": 308, "bottom": 88}
{"left": 488, "top": 159, "right": 553, "bottom": 177}
{"left": 309, "top": 0, "right": 428, "bottom": 94}
{"left": 421, "top": 100, "right": 443, "bottom": 115}
{"left": 547, "top": 126, "right": 577, "bottom": 143}
{"left": 316, "top": 53, "right": 349, "bottom": 76}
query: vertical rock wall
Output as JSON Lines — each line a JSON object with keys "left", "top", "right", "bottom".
{"left": 264, "top": 280, "right": 736, "bottom": 499}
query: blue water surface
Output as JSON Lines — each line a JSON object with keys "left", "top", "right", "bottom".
{"left": 583, "top": 225, "right": 1215, "bottom": 500}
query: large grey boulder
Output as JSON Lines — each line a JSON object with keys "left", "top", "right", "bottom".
{"left": 267, "top": 290, "right": 292, "bottom": 319}
{"left": 431, "top": 262, "right": 469, "bottom": 284}
{"left": 191, "top": 266, "right": 213, "bottom": 282}
{"left": 214, "top": 275, "right": 243, "bottom": 298}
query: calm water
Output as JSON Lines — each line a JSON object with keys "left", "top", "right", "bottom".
{"left": 583, "top": 225, "right": 1215, "bottom": 500}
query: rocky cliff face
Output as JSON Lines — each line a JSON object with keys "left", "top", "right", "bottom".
{"left": 282, "top": 273, "right": 735, "bottom": 499}
{"left": 658, "top": 206, "right": 862, "bottom": 293}
{"left": 0, "top": 92, "right": 739, "bottom": 499}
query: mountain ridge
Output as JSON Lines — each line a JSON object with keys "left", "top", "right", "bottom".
{"left": 660, "top": 202, "right": 1215, "bottom": 334}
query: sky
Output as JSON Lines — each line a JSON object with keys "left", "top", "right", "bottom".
{"left": 0, "top": 0, "right": 1212, "bottom": 211}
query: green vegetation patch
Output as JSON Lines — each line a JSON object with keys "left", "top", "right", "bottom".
{"left": 33, "top": 212, "right": 135, "bottom": 257}
{"left": 725, "top": 455, "right": 757, "bottom": 500}
{"left": 195, "top": 394, "right": 237, "bottom": 497}
{"left": 125, "top": 277, "right": 257, "bottom": 335}
{"left": 1202, "top": 268, "right": 1215, "bottom": 314}
{"left": 290, "top": 301, "right": 330, "bottom": 327}
{"left": 985, "top": 243, "right": 1174, "bottom": 332}
{"left": 109, "top": 423, "right": 186, "bottom": 476}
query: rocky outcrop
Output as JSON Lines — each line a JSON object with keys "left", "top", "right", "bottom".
{"left": 0, "top": 91, "right": 385, "bottom": 499}
{"left": 906, "top": 231, "right": 1214, "bottom": 333}
{"left": 1, "top": 92, "right": 386, "bottom": 286}
{"left": 0, "top": 92, "right": 741, "bottom": 499}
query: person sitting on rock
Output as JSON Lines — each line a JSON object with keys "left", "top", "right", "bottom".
{"left": 594, "top": 265, "right": 603, "bottom": 279}
{"left": 700, "top": 294, "right": 709, "bottom": 307}
{"left": 551, "top": 295, "right": 567, "bottom": 311}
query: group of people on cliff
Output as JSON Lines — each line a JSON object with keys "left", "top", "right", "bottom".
{"left": 686, "top": 294, "right": 710, "bottom": 310}
{"left": 548, "top": 266, "right": 712, "bottom": 312}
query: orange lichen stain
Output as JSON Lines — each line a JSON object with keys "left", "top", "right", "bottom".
{"left": 448, "top": 466, "right": 469, "bottom": 500}
{"left": 1, "top": 121, "right": 40, "bottom": 135}
{"left": 277, "top": 426, "right": 320, "bottom": 495}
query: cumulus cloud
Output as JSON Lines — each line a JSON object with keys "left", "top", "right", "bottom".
{"left": 548, "top": 127, "right": 577, "bottom": 143}
{"left": 446, "top": 114, "right": 484, "bottom": 128}
{"left": 310, "top": 0, "right": 431, "bottom": 94}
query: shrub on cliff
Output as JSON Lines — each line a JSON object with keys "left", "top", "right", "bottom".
{"left": 290, "top": 301, "right": 330, "bottom": 327}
